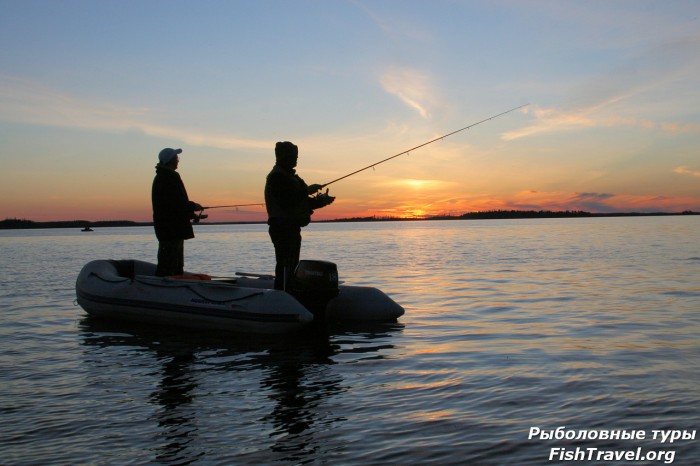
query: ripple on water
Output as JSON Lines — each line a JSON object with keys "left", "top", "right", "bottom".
{"left": 2, "top": 218, "right": 700, "bottom": 464}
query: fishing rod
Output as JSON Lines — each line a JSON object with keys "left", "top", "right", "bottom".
{"left": 193, "top": 203, "right": 266, "bottom": 223}
{"left": 320, "top": 103, "right": 530, "bottom": 188}
{"left": 202, "top": 204, "right": 265, "bottom": 209}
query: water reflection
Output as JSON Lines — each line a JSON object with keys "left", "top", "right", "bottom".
{"left": 149, "top": 345, "right": 202, "bottom": 464}
{"left": 259, "top": 332, "right": 341, "bottom": 461}
{"left": 79, "top": 319, "right": 205, "bottom": 464}
{"left": 78, "top": 318, "right": 402, "bottom": 464}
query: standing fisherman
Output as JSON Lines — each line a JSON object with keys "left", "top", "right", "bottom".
{"left": 265, "top": 141, "right": 335, "bottom": 290}
{"left": 151, "top": 148, "right": 206, "bottom": 276}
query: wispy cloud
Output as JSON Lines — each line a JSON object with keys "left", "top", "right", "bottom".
{"left": 351, "top": 0, "right": 432, "bottom": 43}
{"left": 501, "top": 106, "right": 591, "bottom": 140}
{"left": 502, "top": 104, "right": 700, "bottom": 141}
{"left": 674, "top": 166, "right": 700, "bottom": 178}
{"left": 0, "top": 75, "right": 270, "bottom": 150}
{"left": 382, "top": 178, "right": 456, "bottom": 190}
{"left": 380, "top": 67, "right": 437, "bottom": 119}
{"left": 503, "top": 32, "right": 700, "bottom": 140}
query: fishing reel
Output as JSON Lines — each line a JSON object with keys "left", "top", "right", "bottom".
{"left": 193, "top": 207, "right": 208, "bottom": 223}
{"left": 310, "top": 188, "right": 335, "bottom": 208}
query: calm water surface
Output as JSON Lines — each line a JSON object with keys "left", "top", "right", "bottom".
{"left": 1, "top": 217, "right": 699, "bottom": 465}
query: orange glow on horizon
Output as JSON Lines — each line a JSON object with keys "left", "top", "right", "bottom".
{"left": 2, "top": 185, "right": 698, "bottom": 223}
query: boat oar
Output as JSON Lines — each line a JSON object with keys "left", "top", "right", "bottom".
{"left": 209, "top": 276, "right": 239, "bottom": 284}
{"left": 235, "top": 271, "right": 275, "bottom": 280}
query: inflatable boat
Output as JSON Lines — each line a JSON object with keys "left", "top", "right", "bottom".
{"left": 76, "top": 259, "right": 404, "bottom": 334}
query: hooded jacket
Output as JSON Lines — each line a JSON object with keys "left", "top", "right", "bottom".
{"left": 265, "top": 164, "right": 312, "bottom": 227}
{"left": 151, "top": 165, "right": 197, "bottom": 241}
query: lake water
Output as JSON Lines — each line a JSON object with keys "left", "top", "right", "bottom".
{"left": 1, "top": 217, "right": 699, "bottom": 465}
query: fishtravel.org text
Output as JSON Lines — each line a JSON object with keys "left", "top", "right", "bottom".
{"left": 529, "top": 426, "right": 697, "bottom": 464}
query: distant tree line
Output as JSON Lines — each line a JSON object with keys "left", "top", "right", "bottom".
{"left": 0, "top": 218, "right": 148, "bottom": 229}
{"left": 459, "top": 210, "right": 592, "bottom": 219}
{"left": 2, "top": 210, "right": 697, "bottom": 229}
{"left": 444, "top": 210, "right": 698, "bottom": 220}
{"left": 320, "top": 216, "right": 421, "bottom": 223}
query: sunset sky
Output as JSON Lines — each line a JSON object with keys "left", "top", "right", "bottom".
{"left": 1, "top": 0, "right": 699, "bottom": 222}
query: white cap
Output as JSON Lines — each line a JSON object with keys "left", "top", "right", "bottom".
{"left": 158, "top": 148, "right": 182, "bottom": 165}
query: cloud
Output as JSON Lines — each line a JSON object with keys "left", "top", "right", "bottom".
{"left": 564, "top": 192, "right": 619, "bottom": 212}
{"left": 351, "top": 0, "right": 432, "bottom": 43}
{"left": 661, "top": 123, "right": 700, "bottom": 133}
{"left": 674, "top": 166, "right": 700, "bottom": 177}
{"left": 0, "top": 75, "right": 270, "bottom": 150}
{"left": 505, "top": 190, "right": 697, "bottom": 213}
{"left": 382, "top": 178, "right": 456, "bottom": 190}
{"left": 502, "top": 104, "right": 700, "bottom": 141}
{"left": 380, "top": 67, "right": 436, "bottom": 119}
{"left": 503, "top": 32, "right": 700, "bottom": 141}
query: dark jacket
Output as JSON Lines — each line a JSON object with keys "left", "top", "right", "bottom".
{"left": 152, "top": 165, "right": 197, "bottom": 241}
{"left": 265, "top": 164, "right": 312, "bottom": 227}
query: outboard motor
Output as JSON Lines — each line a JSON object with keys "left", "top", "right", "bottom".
{"left": 290, "top": 260, "right": 339, "bottom": 316}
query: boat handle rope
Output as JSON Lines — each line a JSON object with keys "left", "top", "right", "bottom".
{"left": 133, "top": 277, "right": 265, "bottom": 304}
{"left": 88, "top": 272, "right": 265, "bottom": 304}
{"left": 88, "top": 272, "right": 130, "bottom": 283}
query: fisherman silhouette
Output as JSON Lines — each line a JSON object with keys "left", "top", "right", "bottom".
{"left": 151, "top": 148, "right": 206, "bottom": 276}
{"left": 264, "top": 141, "right": 335, "bottom": 290}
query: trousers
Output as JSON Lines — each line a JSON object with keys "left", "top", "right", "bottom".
{"left": 156, "top": 239, "right": 185, "bottom": 276}
{"left": 268, "top": 224, "right": 302, "bottom": 290}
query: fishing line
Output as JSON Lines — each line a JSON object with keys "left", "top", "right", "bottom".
{"left": 195, "top": 104, "right": 528, "bottom": 212}
{"left": 202, "top": 204, "right": 265, "bottom": 209}
{"left": 320, "top": 103, "right": 529, "bottom": 188}
{"left": 194, "top": 203, "right": 266, "bottom": 222}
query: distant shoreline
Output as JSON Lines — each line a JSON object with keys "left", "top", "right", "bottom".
{"left": 1, "top": 210, "right": 697, "bottom": 230}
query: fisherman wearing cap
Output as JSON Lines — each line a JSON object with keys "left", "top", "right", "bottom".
{"left": 265, "top": 141, "right": 335, "bottom": 290}
{"left": 151, "top": 148, "right": 205, "bottom": 276}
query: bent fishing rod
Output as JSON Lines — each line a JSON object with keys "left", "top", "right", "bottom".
{"left": 320, "top": 103, "right": 529, "bottom": 188}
